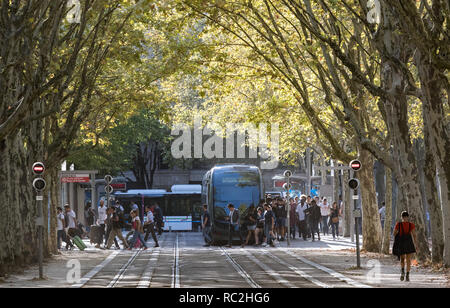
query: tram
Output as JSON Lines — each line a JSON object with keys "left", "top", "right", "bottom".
{"left": 201, "top": 164, "right": 264, "bottom": 244}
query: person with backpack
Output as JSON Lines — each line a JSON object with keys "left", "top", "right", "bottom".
{"left": 305, "top": 200, "right": 321, "bottom": 241}
{"left": 105, "top": 207, "right": 120, "bottom": 249}
{"left": 144, "top": 205, "right": 159, "bottom": 248}
{"left": 84, "top": 202, "right": 95, "bottom": 234}
{"left": 105, "top": 207, "right": 129, "bottom": 250}
{"left": 152, "top": 203, "right": 164, "bottom": 235}
{"left": 64, "top": 204, "right": 77, "bottom": 249}
{"left": 393, "top": 211, "right": 417, "bottom": 282}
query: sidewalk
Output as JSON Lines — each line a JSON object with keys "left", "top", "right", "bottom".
{"left": 274, "top": 234, "right": 450, "bottom": 288}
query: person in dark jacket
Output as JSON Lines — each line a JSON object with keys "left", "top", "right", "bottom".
{"left": 84, "top": 202, "right": 96, "bottom": 234}
{"left": 305, "top": 200, "right": 321, "bottom": 241}
{"left": 152, "top": 203, "right": 164, "bottom": 235}
{"left": 225, "top": 203, "right": 243, "bottom": 248}
{"left": 289, "top": 198, "right": 297, "bottom": 239}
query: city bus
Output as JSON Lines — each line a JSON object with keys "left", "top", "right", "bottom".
{"left": 202, "top": 164, "right": 264, "bottom": 244}
{"left": 113, "top": 185, "right": 202, "bottom": 231}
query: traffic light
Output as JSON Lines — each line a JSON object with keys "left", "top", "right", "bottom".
{"left": 349, "top": 159, "right": 361, "bottom": 190}
{"left": 32, "top": 162, "right": 46, "bottom": 192}
{"left": 348, "top": 178, "right": 359, "bottom": 190}
{"left": 33, "top": 178, "right": 46, "bottom": 191}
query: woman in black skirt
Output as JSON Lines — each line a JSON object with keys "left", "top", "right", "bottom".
{"left": 393, "top": 211, "right": 417, "bottom": 282}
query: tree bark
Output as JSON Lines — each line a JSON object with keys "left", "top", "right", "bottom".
{"left": 437, "top": 166, "right": 450, "bottom": 267}
{"left": 423, "top": 144, "right": 444, "bottom": 264}
{"left": 359, "top": 149, "right": 382, "bottom": 252}
{"left": 376, "top": 3, "right": 430, "bottom": 261}
{"left": 382, "top": 167, "right": 393, "bottom": 254}
{"left": 415, "top": 50, "right": 450, "bottom": 267}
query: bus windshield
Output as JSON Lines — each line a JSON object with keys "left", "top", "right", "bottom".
{"left": 212, "top": 170, "right": 261, "bottom": 220}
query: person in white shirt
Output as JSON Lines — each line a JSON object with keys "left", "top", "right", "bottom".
{"left": 319, "top": 198, "right": 330, "bottom": 236}
{"left": 64, "top": 205, "right": 77, "bottom": 229}
{"left": 296, "top": 197, "right": 308, "bottom": 240}
{"left": 97, "top": 199, "right": 108, "bottom": 247}
{"left": 144, "top": 205, "right": 159, "bottom": 247}
{"left": 57, "top": 207, "right": 68, "bottom": 250}
{"left": 64, "top": 204, "right": 77, "bottom": 249}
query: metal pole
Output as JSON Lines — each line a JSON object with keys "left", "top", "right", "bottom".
{"left": 306, "top": 148, "right": 311, "bottom": 195}
{"left": 286, "top": 176, "right": 290, "bottom": 247}
{"left": 91, "top": 173, "right": 96, "bottom": 209}
{"left": 354, "top": 184, "right": 361, "bottom": 268}
{"left": 37, "top": 193, "right": 44, "bottom": 279}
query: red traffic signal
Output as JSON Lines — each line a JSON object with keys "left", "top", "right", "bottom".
{"left": 32, "top": 162, "right": 45, "bottom": 175}
{"left": 349, "top": 160, "right": 362, "bottom": 171}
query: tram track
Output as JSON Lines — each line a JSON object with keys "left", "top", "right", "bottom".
{"left": 220, "top": 244, "right": 371, "bottom": 288}
{"left": 73, "top": 232, "right": 166, "bottom": 288}
{"left": 171, "top": 232, "right": 180, "bottom": 288}
{"left": 219, "top": 246, "right": 261, "bottom": 288}
{"left": 72, "top": 232, "right": 373, "bottom": 288}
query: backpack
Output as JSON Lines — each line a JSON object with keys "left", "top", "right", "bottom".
{"left": 115, "top": 208, "right": 126, "bottom": 228}
{"left": 64, "top": 214, "right": 70, "bottom": 227}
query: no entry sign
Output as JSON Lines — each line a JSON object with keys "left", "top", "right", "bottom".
{"left": 349, "top": 160, "right": 362, "bottom": 171}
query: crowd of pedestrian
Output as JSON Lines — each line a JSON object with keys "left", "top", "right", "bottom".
{"left": 57, "top": 199, "right": 163, "bottom": 251}
{"left": 201, "top": 194, "right": 342, "bottom": 248}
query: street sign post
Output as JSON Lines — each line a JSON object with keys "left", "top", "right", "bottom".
{"left": 348, "top": 160, "right": 362, "bottom": 268}
{"left": 104, "top": 175, "right": 113, "bottom": 208}
{"left": 32, "top": 162, "right": 45, "bottom": 279}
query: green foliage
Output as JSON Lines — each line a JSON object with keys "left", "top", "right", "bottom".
{"left": 69, "top": 109, "right": 173, "bottom": 175}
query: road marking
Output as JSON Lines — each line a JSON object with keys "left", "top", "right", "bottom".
{"left": 283, "top": 249, "right": 372, "bottom": 288}
{"left": 220, "top": 247, "right": 261, "bottom": 288}
{"left": 138, "top": 234, "right": 166, "bottom": 288}
{"left": 71, "top": 250, "right": 120, "bottom": 288}
{"left": 172, "top": 233, "right": 180, "bottom": 288}
{"left": 242, "top": 249, "right": 296, "bottom": 288}
{"left": 107, "top": 248, "right": 142, "bottom": 288}
{"left": 261, "top": 249, "right": 331, "bottom": 288}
